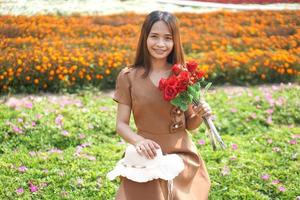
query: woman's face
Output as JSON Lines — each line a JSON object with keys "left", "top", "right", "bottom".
{"left": 146, "top": 20, "right": 174, "bottom": 61}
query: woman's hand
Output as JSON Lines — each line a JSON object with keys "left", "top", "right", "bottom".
{"left": 134, "top": 139, "right": 161, "bottom": 160}
{"left": 192, "top": 100, "right": 213, "bottom": 118}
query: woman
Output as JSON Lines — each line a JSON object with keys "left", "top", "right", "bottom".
{"left": 112, "top": 10, "right": 212, "bottom": 200}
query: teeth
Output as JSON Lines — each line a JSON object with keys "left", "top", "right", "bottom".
{"left": 154, "top": 50, "right": 165, "bottom": 54}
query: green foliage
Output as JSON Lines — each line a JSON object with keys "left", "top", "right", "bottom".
{"left": 0, "top": 84, "right": 299, "bottom": 199}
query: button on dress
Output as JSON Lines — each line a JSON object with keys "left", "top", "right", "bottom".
{"left": 112, "top": 66, "right": 211, "bottom": 200}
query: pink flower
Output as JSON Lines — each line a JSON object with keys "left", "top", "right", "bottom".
{"left": 61, "top": 130, "right": 69, "bottom": 136}
{"left": 272, "top": 85, "right": 278, "bottom": 91}
{"left": 278, "top": 186, "right": 286, "bottom": 192}
{"left": 35, "top": 114, "right": 43, "bottom": 119}
{"left": 31, "top": 121, "right": 36, "bottom": 127}
{"left": 291, "top": 134, "right": 300, "bottom": 139}
{"left": 265, "top": 109, "right": 274, "bottom": 115}
{"left": 80, "top": 142, "right": 91, "bottom": 148}
{"left": 275, "top": 97, "right": 285, "bottom": 106}
{"left": 79, "top": 133, "right": 86, "bottom": 139}
{"left": 99, "top": 106, "right": 110, "bottom": 111}
{"left": 261, "top": 174, "right": 269, "bottom": 180}
{"left": 231, "top": 143, "right": 238, "bottom": 150}
{"left": 55, "top": 114, "right": 63, "bottom": 126}
{"left": 12, "top": 125, "right": 23, "bottom": 134}
{"left": 29, "top": 151, "right": 36, "bottom": 156}
{"left": 266, "top": 116, "right": 273, "bottom": 124}
{"left": 28, "top": 181, "right": 38, "bottom": 193}
{"left": 289, "top": 139, "right": 297, "bottom": 145}
{"left": 264, "top": 94, "right": 275, "bottom": 106}
{"left": 86, "top": 155, "right": 96, "bottom": 161}
{"left": 221, "top": 165, "right": 230, "bottom": 176}
{"left": 198, "top": 139, "right": 205, "bottom": 145}
{"left": 16, "top": 187, "right": 24, "bottom": 194}
{"left": 230, "top": 108, "right": 237, "bottom": 113}
{"left": 272, "top": 179, "right": 280, "bottom": 184}
{"left": 255, "top": 96, "right": 260, "bottom": 101}
{"left": 18, "top": 166, "right": 27, "bottom": 173}
{"left": 18, "top": 118, "right": 23, "bottom": 123}
{"left": 74, "top": 146, "right": 83, "bottom": 156}
{"left": 24, "top": 102, "right": 33, "bottom": 109}
{"left": 230, "top": 155, "right": 237, "bottom": 160}
{"left": 48, "top": 148, "right": 62, "bottom": 154}
{"left": 267, "top": 139, "right": 273, "bottom": 144}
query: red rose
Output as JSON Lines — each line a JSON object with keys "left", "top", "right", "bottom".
{"left": 176, "top": 71, "right": 190, "bottom": 92}
{"left": 195, "top": 70, "right": 205, "bottom": 79}
{"left": 167, "top": 75, "right": 178, "bottom": 86}
{"left": 186, "top": 60, "right": 198, "bottom": 72}
{"left": 163, "top": 85, "right": 178, "bottom": 101}
{"left": 190, "top": 75, "right": 197, "bottom": 84}
{"left": 171, "top": 64, "right": 182, "bottom": 75}
{"left": 159, "top": 78, "right": 167, "bottom": 90}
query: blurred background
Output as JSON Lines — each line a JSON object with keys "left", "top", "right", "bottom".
{"left": 0, "top": 1, "right": 299, "bottom": 199}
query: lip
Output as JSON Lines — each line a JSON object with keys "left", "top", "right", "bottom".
{"left": 153, "top": 49, "right": 166, "bottom": 54}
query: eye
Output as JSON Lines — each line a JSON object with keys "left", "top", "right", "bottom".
{"left": 150, "top": 35, "right": 158, "bottom": 38}
{"left": 165, "top": 37, "right": 172, "bottom": 40}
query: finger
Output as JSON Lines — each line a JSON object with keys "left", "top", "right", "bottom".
{"left": 146, "top": 144, "right": 155, "bottom": 159}
{"left": 204, "top": 108, "right": 210, "bottom": 113}
{"left": 140, "top": 146, "right": 150, "bottom": 159}
{"left": 193, "top": 105, "right": 202, "bottom": 113}
{"left": 141, "top": 144, "right": 151, "bottom": 158}
{"left": 203, "top": 112, "right": 212, "bottom": 118}
{"left": 148, "top": 143, "right": 157, "bottom": 157}
{"left": 153, "top": 142, "right": 160, "bottom": 149}
{"left": 196, "top": 107, "right": 205, "bottom": 115}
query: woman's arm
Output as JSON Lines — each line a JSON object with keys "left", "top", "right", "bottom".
{"left": 115, "top": 103, "right": 145, "bottom": 145}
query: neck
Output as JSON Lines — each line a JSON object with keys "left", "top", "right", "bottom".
{"left": 150, "top": 59, "right": 170, "bottom": 72}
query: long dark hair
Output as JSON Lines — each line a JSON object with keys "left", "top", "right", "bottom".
{"left": 132, "top": 10, "right": 185, "bottom": 78}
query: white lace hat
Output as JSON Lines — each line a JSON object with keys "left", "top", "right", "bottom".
{"left": 107, "top": 144, "right": 185, "bottom": 183}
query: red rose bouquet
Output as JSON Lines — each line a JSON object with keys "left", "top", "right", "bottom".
{"left": 159, "top": 60, "right": 226, "bottom": 151}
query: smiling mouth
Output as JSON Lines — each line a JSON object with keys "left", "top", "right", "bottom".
{"left": 153, "top": 49, "right": 166, "bottom": 54}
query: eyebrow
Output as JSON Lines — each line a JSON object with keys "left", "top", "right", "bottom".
{"left": 149, "top": 32, "right": 172, "bottom": 37}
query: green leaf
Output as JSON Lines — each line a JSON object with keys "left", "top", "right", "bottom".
{"left": 205, "top": 82, "right": 212, "bottom": 91}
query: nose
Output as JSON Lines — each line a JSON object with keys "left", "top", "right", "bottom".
{"left": 156, "top": 38, "right": 166, "bottom": 48}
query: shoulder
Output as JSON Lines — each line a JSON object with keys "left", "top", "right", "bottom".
{"left": 116, "top": 66, "right": 136, "bottom": 85}
{"left": 119, "top": 66, "right": 143, "bottom": 78}
{"left": 119, "top": 66, "right": 135, "bottom": 76}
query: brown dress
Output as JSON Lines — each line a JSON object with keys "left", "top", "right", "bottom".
{"left": 112, "top": 66, "right": 211, "bottom": 200}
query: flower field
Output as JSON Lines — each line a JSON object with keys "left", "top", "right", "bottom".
{"left": 0, "top": 83, "right": 299, "bottom": 199}
{"left": 0, "top": 10, "right": 299, "bottom": 93}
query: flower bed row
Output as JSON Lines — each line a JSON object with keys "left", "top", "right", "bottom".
{"left": 0, "top": 10, "right": 299, "bottom": 93}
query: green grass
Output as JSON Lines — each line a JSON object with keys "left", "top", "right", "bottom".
{"left": 0, "top": 84, "right": 299, "bottom": 199}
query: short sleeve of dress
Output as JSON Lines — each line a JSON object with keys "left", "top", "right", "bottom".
{"left": 112, "top": 68, "right": 132, "bottom": 107}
